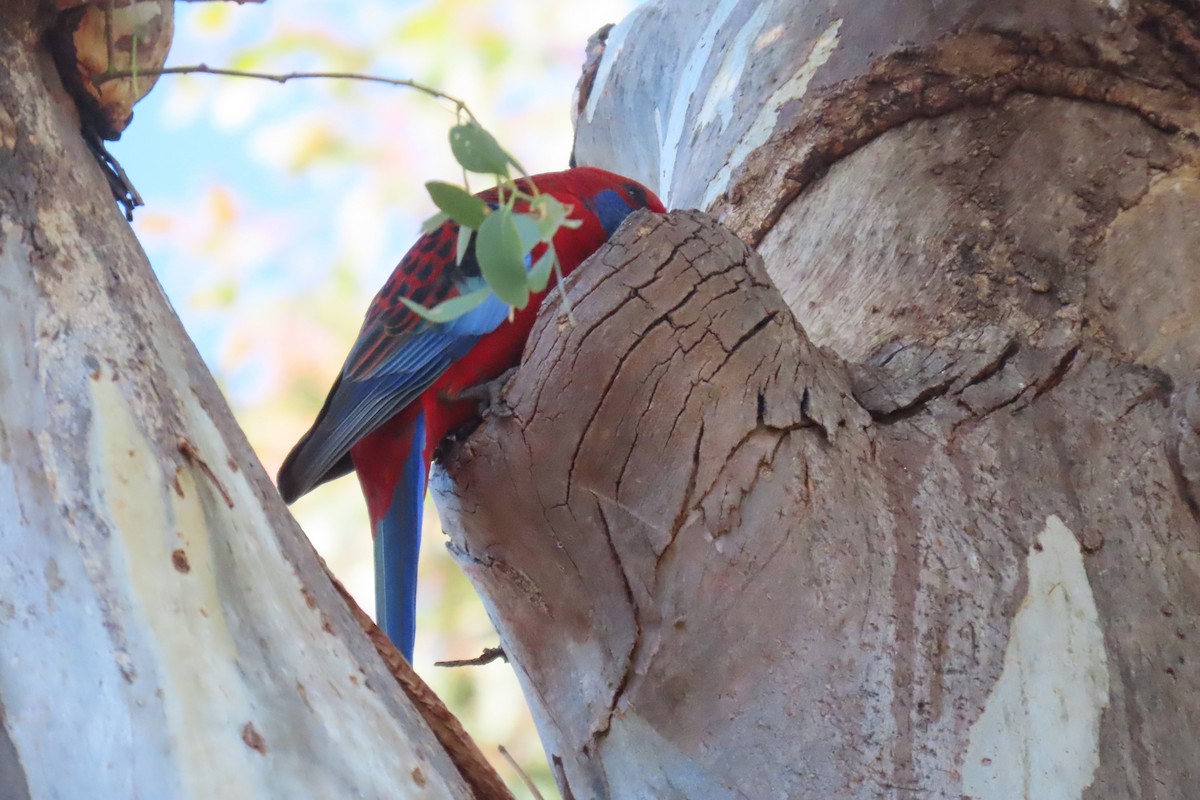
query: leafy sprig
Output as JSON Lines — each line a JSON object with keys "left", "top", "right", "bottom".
{"left": 403, "top": 121, "right": 581, "bottom": 323}
{"left": 93, "top": 64, "right": 580, "bottom": 324}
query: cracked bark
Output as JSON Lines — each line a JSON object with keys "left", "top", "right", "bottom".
{"left": 438, "top": 1, "right": 1200, "bottom": 798}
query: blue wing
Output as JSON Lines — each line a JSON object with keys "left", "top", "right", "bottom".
{"left": 277, "top": 222, "right": 508, "bottom": 503}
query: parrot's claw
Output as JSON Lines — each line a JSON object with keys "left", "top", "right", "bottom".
{"left": 456, "top": 367, "right": 518, "bottom": 418}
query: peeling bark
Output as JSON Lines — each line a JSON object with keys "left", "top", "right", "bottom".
{"left": 442, "top": 0, "right": 1200, "bottom": 797}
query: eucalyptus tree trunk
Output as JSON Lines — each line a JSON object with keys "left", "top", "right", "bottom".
{"left": 0, "top": 3, "right": 508, "bottom": 797}
{"left": 438, "top": 1, "right": 1200, "bottom": 798}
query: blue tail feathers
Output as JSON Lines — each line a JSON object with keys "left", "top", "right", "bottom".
{"left": 374, "top": 410, "right": 426, "bottom": 661}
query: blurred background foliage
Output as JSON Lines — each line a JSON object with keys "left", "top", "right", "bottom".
{"left": 112, "top": 1, "right": 640, "bottom": 796}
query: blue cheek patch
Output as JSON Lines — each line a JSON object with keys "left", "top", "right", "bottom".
{"left": 589, "top": 189, "right": 634, "bottom": 237}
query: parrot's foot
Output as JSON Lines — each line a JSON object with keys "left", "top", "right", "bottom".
{"left": 455, "top": 368, "right": 517, "bottom": 418}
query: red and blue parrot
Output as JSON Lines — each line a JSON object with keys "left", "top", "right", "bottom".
{"left": 277, "top": 167, "right": 665, "bottom": 660}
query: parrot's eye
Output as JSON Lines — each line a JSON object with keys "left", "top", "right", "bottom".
{"left": 624, "top": 183, "right": 648, "bottom": 206}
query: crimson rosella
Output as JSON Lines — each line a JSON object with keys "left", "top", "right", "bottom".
{"left": 277, "top": 167, "right": 665, "bottom": 659}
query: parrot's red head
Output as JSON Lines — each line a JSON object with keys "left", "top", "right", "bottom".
{"left": 520, "top": 167, "right": 665, "bottom": 278}
{"left": 528, "top": 167, "right": 665, "bottom": 237}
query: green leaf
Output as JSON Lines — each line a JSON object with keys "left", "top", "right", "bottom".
{"left": 449, "top": 123, "right": 513, "bottom": 176}
{"left": 476, "top": 209, "right": 530, "bottom": 308}
{"left": 456, "top": 223, "right": 473, "bottom": 266}
{"left": 527, "top": 245, "right": 557, "bottom": 293}
{"left": 421, "top": 211, "right": 450, "bottom": 234}
{"left": 399, "top": 287, "right": 491, "bottom": 323}
{"left": 425, "top": 181, "right": 487, "bottom": 229}
{"left": 513, "top": 213, "right": 542, "bottom": 254}
{"left": 531, "top": 194, "right": 573, "bottom": 240}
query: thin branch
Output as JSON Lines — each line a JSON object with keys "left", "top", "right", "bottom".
{"left": 94, "top": 64, "right": 478, "bottom": 122}
{"left": 435, "top": 647, "right": 508, "bottom": 668}
{"left": 498, "top": 745, "right": 545, "bottom": 800}
{"left": 84, "top": 130, "right": 143, "bottom": 220}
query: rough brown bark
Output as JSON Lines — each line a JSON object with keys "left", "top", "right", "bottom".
{"left": 440, "top": 0, "right": 1200, "bottom": 798}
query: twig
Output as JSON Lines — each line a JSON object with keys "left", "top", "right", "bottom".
{"left": 94, "top": 64, "right": 479, "bottom": 122}
{"left": 498, "top": 745, "right": 545, "bottom": 800}
{"left": 435, "top": 646, "right": 508, "bottom": 668}
{"left": 83, "top": 129, "right": 143, "bottom": 220}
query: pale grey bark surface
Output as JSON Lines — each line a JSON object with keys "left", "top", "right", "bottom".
{"left": 439, "top": 0, "right": 1200, "bottom": 798}
{"left": 0, "top": 4, "right": 485, "bottom": 798}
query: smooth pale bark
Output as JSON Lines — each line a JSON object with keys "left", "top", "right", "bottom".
{"left": 0, "top": 4, "right": 506, "bottom": 798}
{"left": 439, "top": 0, "right": 1200, "bottom": 798}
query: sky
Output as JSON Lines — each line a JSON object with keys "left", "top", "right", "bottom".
{"left": 109, "top": 1, "right": 642, "bottom": 795}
